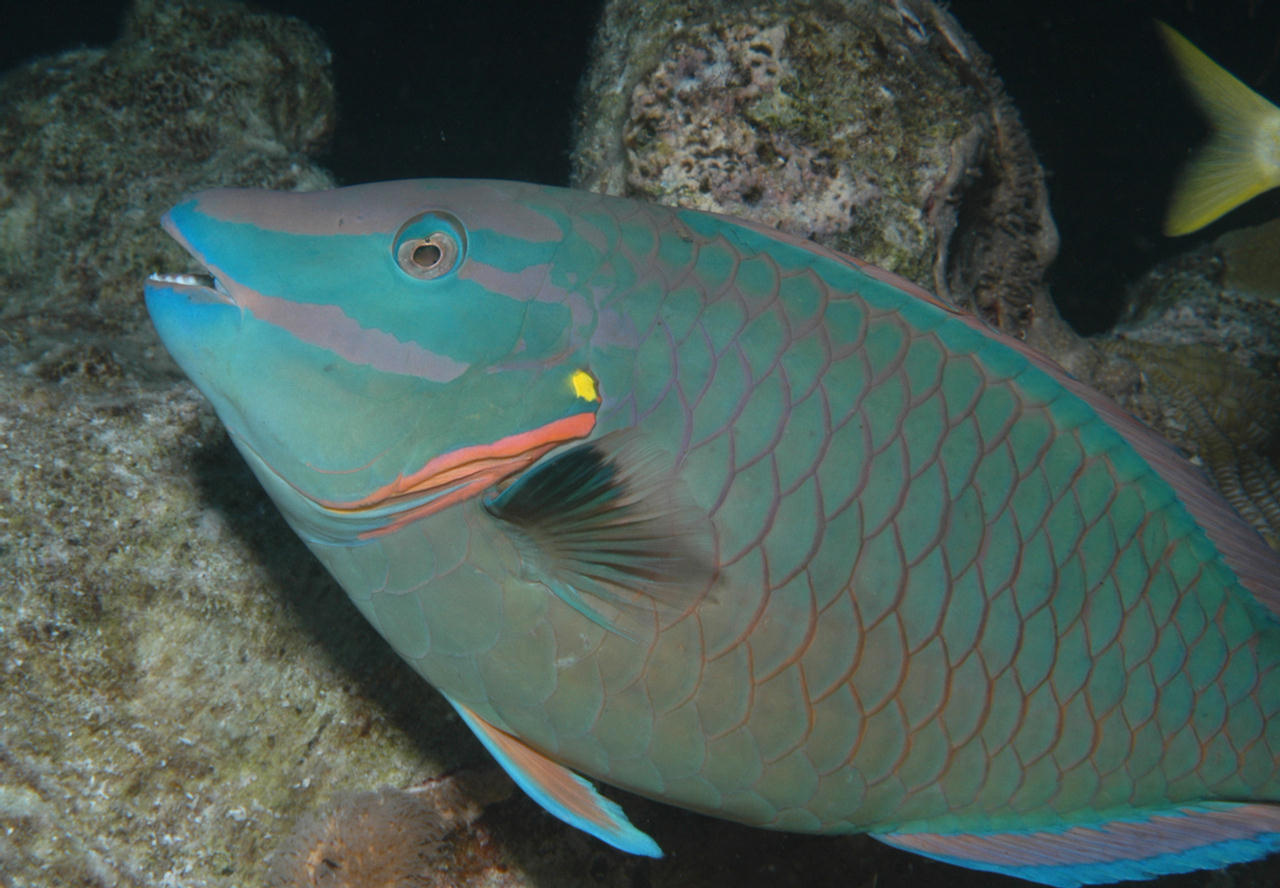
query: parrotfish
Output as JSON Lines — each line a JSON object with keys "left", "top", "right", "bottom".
{"left": 1159, "top": 21, "right": 1280, "bottom": 236}
{"left": 145, "top": 180, "right": 1280, "bottom": 886}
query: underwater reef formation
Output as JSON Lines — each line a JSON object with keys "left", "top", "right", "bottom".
{"left": 572, "top": 0, "right": 1059, "bottom": 340}
{"left": 0, "top": 0, "right": 334, "bottom": 377}
{"left": 0, "top": 2, "right": 494, "bottom": 886}
{"left": 1101, "top": 217, "right": 1280, "bottom": 548}
{"left": 0, "top": 366, "right": 475, "bottom": 886}
{"left": 1116, "top": 218, "right": 1280, "bottom": 370}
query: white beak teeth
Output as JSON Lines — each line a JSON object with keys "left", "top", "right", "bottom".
{"left": 148, "top": 272, "right": 217, "bottom": 288}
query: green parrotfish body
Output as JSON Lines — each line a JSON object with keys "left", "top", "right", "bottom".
{"left": 145, "top": 180, "right": 1280, "bottom": 886}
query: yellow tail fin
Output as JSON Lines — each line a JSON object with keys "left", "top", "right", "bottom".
{"left": 1158, "top": 21, "right": 1280, "bottom": 236}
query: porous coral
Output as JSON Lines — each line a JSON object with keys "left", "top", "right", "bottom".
{"left": 572, "top": 0, "right": 1059, "bottom": 339}
{"left": 265, "top": 773, "right": 513, "bottom": 888}
{"left": 1116, "top": 218, "right": 1280, "bottom": 371}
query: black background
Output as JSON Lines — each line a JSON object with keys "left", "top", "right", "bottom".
{"left": 5, "top": 0, "right": 1280, "bottom": 331}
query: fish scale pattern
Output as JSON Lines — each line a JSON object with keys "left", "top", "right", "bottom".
{"left": 562, "top": 198, "right": 1280, "bottom": 835}
{"left": 147, "top": 179, "right": 1280, "bottom": 882}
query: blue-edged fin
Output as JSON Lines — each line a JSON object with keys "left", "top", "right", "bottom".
{"left": 876, "top": 802, "right": 1280, "bottom": 887}
{"left": 485, "top": 433, "right": 714, "bottom": 636}
{"left": 445, "top": 694, "right": 662, "bottom": 857}
{"left": 1158, "top": 21, "right": 1280, "bottom": 236}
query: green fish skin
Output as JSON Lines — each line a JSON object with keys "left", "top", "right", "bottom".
{"left": 145, "top": 180, "right": 1280, "bottom": 887}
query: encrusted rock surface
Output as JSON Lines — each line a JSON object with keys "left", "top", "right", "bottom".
{"left": 0, "top": 366, "right": 475, "bottom": 886}
{"left": 1098, "top": 218, "right": 1280, "bottom": 547}
{"left": 1115, "top": 218, "right": 1280, "bottom": 370}
{"left": 0, "top": 2, "right": 517, "bottom": 885}
{"left": 572, "top": 0, "right": 1060, "bottom": 339}
{"left": 0, "top": 0, "right": 335, "bottom": 376}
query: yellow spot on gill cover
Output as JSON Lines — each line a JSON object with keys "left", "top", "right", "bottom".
{"left": 571, "top": 369, "right": 599, "bottom": 402}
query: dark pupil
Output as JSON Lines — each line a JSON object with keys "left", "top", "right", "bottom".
{"left": 413, "top": 242, "right": 442, "bottom": 268}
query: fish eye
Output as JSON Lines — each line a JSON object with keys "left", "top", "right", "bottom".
{"left": 392, "top": 211, "right": 466, "bottom": 280}
{"left": 396, "top": 232, "right": 457, "bottom": 279}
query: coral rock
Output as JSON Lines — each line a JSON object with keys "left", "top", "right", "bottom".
{"left": 0, "top": 0, "right": 335, "bottom": 374}
{"left": 571, "top": 0, "right": 1059, "bottom": 338}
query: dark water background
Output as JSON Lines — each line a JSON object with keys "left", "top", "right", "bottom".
{"left": 5, "top": 0, "right": 1280, "bottom": 333}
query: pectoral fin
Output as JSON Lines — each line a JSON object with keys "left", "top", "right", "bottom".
{"left": 486, "top": 433, "right": 715, "bottom": 636}
{"left": 445, "top": 695, "right": 663, "bottom": 858}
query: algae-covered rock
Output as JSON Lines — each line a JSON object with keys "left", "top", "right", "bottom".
{"left": 264, "top": 774, "right": 516, "bottom": 888}
{"left": 0, "top": 367, "right": 476, "bottom": 886}
{"left": 0, "top": 0, "right": 335, "bottom": 375}
{"left": 1098, "top": 218, "right": 1280, "bottom": 547}
{"left": 572, "top": 0, "right": 1059, "bottom": 338}
{"left": 1117, "top": 217, "right": 1280, "bottom": 370}
{"left": 0, "top": 2, "right": 529, "bottom": 885}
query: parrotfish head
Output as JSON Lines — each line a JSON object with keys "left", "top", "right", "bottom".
{"left": 145, "top": 180, "right": 603, "bottom": 544}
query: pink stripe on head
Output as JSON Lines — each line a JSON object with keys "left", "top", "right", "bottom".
{"left": 240, "top": 287, "right": 469, "bottom": 381}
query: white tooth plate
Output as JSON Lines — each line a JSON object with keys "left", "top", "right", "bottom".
{"left": 149, "top": 273, "right": 207, "bottom": 286}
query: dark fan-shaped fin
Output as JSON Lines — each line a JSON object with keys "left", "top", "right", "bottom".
{"left": 486, "top": 434, "right": 715, "bottom": 635}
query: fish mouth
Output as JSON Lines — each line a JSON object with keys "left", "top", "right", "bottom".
{"left": 144, "top": 270, "right": 236, "bottom": 306}
{"left": 144, "top": 209, "right": 238, "bottom": 307}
